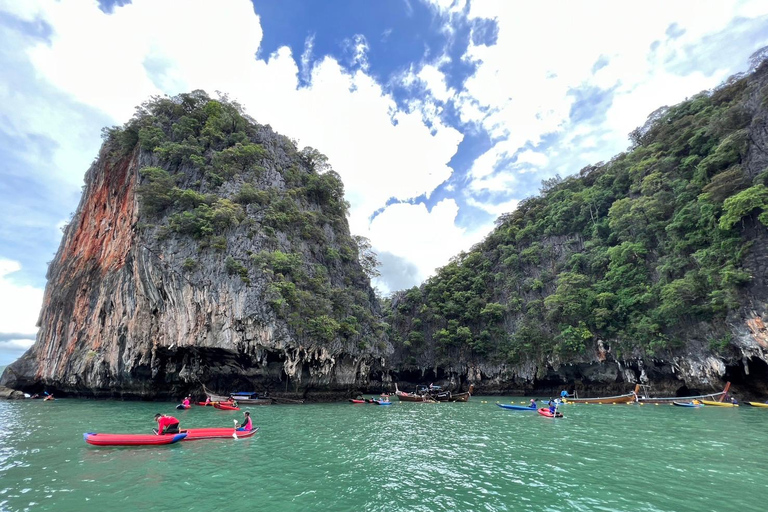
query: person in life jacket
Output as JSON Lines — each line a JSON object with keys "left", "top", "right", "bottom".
{"left": 154, "top": 413, "right": 180, "bottom": 434}
{"left": 236, "top": 411, "right": 252, "bottom": 431}
{"left": 182, "top": 396, "right": 191, "bottom": 407}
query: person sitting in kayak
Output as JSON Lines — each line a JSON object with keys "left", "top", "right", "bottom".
{"left": 182, "top": 396, "right": 191, "bottom": 407}
{"left": 154, "top": 413, "right": 180, "bottom": 434}
{"left": 529, "top": 399, "right": 537, "bottom": 408}
{"left": 549, "top": 402, "right": 557, "bottom": 414}
{"left": 44, "top": 394, "right": 54, "bottom": 401}
{"left": 236, "top": 411, "right": 252, "bottom": 432}
{"left": 204, "top": 396, "right": 211, "bottom": 405}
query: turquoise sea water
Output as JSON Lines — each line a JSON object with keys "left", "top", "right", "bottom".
{"left": 1, "top": 397, "right": 767, "bottom": 512}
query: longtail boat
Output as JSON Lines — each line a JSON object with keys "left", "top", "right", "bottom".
{"left": 394, "top": 384, "right": 436, "bottom": 403}
{"left": 561, "top": 385, "right": 638, "bottom": 404}
{"left": 636, "top": 382, "right": 730, "bottom": 404}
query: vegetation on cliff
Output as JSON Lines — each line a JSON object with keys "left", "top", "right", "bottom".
{"left": 102, "top": 90, "right": 384, "bottom": 351}
{"left": 386, "top": 65, "right": 768, "bottom": 369}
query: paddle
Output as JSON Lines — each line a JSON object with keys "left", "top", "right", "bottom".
{"left": 233, "top": 419, "right": 238, "bottom": 440}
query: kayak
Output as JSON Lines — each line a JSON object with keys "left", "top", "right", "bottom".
{"left": 213, "top": 403, "right": 240, "bottom": 411}
{"left": 537, "top": 408, "right": 564, "bottom": 418}
{"left": 197, "top": 401, "right": 234, "bottom": 406}
{"left": 182, "top": 427, "right": 259, "bottom": 440}
{"left": 497, "top": 403, "right": 537, "bottom": 411}
{"left": 83, "top": 432, "right": 187, "bottom": 446}
{"left": 176, "top": 404, "right": 191, "bottom": 409}
{"left": 699, "top": 400, "right": 739, "bottom": 407}
{"left": 349, "top": 399, "right": 366, "bottom": 404}
{"left": 673, "top": 401, "right": 703, "bottom": 407}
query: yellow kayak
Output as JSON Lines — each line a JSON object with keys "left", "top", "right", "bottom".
{"left": 700, "top": 400, "right": 739, "bottom": 407}
{"left": 746, "top": 401, "right": 768, "bottom": 408}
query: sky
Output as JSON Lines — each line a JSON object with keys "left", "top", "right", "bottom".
{"left": 1, "top": 0, "right": 768, "bottom": 365}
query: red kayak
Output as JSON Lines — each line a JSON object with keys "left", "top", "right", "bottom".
{"left": 182, "top": 427, "right": 259, "bottom": 440}
{"left": 213, "top": 403, "right": 240, "bottom": 411}
{"left": 83, "top": 432, "right": 187, "bottom": 446}
{"left": 349, "top": 399, "right": 366, "bottom": 404}
{"left": 197, "top": 401, "right": 234, "bottom": 407}
{"left": 538, "top": 408, "right": 564, "bottom": 418}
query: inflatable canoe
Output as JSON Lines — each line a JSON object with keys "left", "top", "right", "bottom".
{"left": 349, "top": 399, "right": 366, "bottom": 404}
{"left": 182, "top": 427, "right": 259, "bottom": 440}
{"left": 699, "top": 400, "right": 738, "bottom": 407}
{"left": 83, "top": 432, "right": 187, "bottom": 446}
{"left": 213, "top": 403, "right": 240, "bottom": 411}
{"left": 537, "top": 408, "right": 564, "bottom": 418}
{"left": 497, "top": 403, "right": 537, "bottom": 411}
{"left": 176, "top": 404, "right": 191, "bottom": 410}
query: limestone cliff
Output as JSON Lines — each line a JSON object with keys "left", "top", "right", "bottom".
{"left": 384, "top": 62, "right": 768, "bottom": 399}
{"left": 1, "top": 91, "right": 389, "bottom": 399}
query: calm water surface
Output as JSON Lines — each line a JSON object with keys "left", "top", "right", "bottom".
{"left": 1, "top": 397, "right": 767, "bottom": 511}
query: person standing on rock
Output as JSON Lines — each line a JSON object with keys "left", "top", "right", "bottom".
{"left": 154, "top": 413, "right": 180, "bottom": 434}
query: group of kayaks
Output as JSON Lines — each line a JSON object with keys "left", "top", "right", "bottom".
{"left": 83, "top": 427, "right": 259, "bottom": 446}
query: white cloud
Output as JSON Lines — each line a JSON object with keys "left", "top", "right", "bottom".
{"left": 458, "top": 0, "right": 768, "bottom": 202}
{"left": 0, "top": 259, "right": 43, "bottom": 336}
{"left": 466, "top": 197, "right": 520, "bottom": 218}
{"left": 2, "top": 0, "right": 466, "bottom": 290}
{"left": 515, "top": 150, "right": 548, "bottom": 168}
{"left": 369, "top": 199, "right": 487, "bottom": 286}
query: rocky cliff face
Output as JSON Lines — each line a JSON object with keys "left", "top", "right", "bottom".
{"left": 384, "top": 63, "right": 768, "bottom": 400}
{"left": 5, "top": 69, "right": 768, "bottom": 402}
{"left": 1, "top": 92, "right": 390, "bottom": 399}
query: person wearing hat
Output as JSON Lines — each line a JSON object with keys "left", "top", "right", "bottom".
{"left": 181, "top": 396, "right": 191, "bottom": 408}
{"left": 236, "top": 411, "right": 252, "bottom": 432}
{"left": 154, "top": 413, "right": 180, "bottom": 435}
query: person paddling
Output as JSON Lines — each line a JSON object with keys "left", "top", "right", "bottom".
{"left": 236, "top": 411, "right": 252, "bottom": 432}
{"left": 154, "top": 413, "right": 180, "bottom": 435}
{"left": 182, "top": 396, "right": 191, "bottom": 407}
{"left": 529, "top": 398, "right": 537, "bottom": 408}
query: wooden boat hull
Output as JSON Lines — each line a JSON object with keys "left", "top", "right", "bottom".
{"left": 395, "top": 392, "right": 436, "bottom": 403}
{"left": 699, "top": 400, "right": 738, "bottom": 407}
{"left": 747, "top": 401, "right": 768, "bottom": 408}
{"left": 638, "top": 392, "right": 725, "bottom": 404}
{"left": 562, "top": 392, "right": 637, "bottom": 404}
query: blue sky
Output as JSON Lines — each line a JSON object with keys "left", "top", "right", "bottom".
{"left": 1, "top": 0, "right": 768, "bottom": 365}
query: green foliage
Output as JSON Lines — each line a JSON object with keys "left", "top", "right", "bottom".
{"left": 182, "top": 258, "right": 197, "bottom": 272}
{"left": 719, "top": 185, "right": 768, "bottom": 229}
{"left": 137, "top": 167, "right": 176, "bottom": 215}
{"left": 384, "top": 69, "right": 760, "bottom": 365}
{"left": 225, "top": 256, "right": 250, "bottom": 284}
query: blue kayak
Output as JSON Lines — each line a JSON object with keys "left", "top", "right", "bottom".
{"left": 497, "top": 403, "right": 538, "bottom": 411}
{"left": 673, "top": 401, "right": 703, "bottom": 408}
